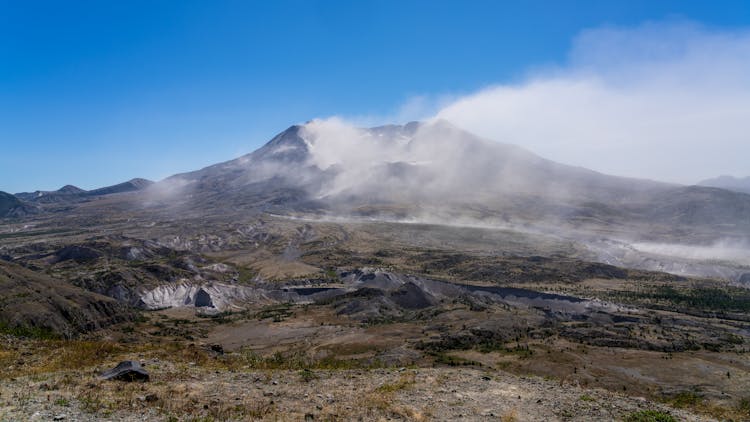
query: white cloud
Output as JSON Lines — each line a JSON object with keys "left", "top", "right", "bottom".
{"left": 435, "top": 20, "right": 750, "bottom": 184}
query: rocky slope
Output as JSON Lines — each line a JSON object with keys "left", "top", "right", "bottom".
{"left": 0, "top": 261, "right": 136, "bottom": 338}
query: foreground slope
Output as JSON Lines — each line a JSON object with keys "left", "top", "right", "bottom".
{"left": 0, "top": 260, "right": 135, "bottom": 338}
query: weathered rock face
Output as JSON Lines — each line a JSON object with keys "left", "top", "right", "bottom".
{"left": 136, "top": 282, "right": 278, "bottom": 311}
{"left": 739, "top": 273, "right": 750, "bottom": 284}
{"left": 194, "top": 289, "right": 213, "bottom": 307}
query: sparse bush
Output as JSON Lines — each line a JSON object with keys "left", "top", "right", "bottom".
{"left": 668, "top": 390, "right": 702, "bottom": 408}
{"left": 299, "top": 368, "right": 318, "bottom": 382}
{"left": 0, "top": 321, "right": 59, "bottom": 340}
{"left": 54, "top": 397, "right": 70, "bottom": 407}
{"left": 500, "top": 409, "right": 518, "bottom": 422}
{"left": 738, "top": 396, "right": 750, "bottom": 415}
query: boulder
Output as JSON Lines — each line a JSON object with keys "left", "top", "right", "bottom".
{"left": 100, "top": 361, "right": 149, "bottom": 382}
{"left": 195, "top": 288, "right": 214, "bottom": 307}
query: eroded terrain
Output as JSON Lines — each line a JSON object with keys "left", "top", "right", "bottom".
{"left": 2, "top": 211, "right": 750, "bottom": 421}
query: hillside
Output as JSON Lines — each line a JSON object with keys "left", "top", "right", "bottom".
{"left": 0, "top": 260, "right": 135, "bottom": 338}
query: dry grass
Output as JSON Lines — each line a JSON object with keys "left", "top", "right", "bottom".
{"left": 500, "top": 408, "right": 519, "bottom": 422}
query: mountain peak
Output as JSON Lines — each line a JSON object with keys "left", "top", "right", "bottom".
{"left": 251, "top": 124, "right": 309, "bottom": 163}
{"left": 57, "top": 185, "right": 85, "bottom": 194}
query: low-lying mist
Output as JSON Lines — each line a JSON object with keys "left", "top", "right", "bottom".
{"left": 630, "top": 240, "right": 750, "bottom": 266}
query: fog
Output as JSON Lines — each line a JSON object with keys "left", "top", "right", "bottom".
{"left": 298, "top": 117, "right": 577, "bottom": 203}
{"left": 434, "top": 21, "right": 750, "bottom": 184}
{"left": 631, "top": 240, "right": 750, "bottom": 266}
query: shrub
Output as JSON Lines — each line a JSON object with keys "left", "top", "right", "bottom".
{"left": 624, "top": 410, "right": 676, "bottom": 422}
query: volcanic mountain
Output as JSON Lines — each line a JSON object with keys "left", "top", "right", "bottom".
{"left": 151, "top": 119, "right": 750, "bottom": 242}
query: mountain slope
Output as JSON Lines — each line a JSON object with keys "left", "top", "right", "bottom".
{"left": 87, "top": 178, "right": 154, "bottom": 196}
{"left": 0, "top": 260, "right": 135, "bottom": 338}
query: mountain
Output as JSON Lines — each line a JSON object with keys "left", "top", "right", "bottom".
{"left": 156, "top": 119, "right": 750, "bottom": 241}
{"left": 698, "top": 175, "right": 750, "bottom": 195}
{"left": 15, "top": 184, "right": 86, "bottom": 203}
{"left": 58, "top": 184, "right": 86, "bottom": 194}
{"left": 15, "top": 178, "right": 154, "bottom": 204}
{"left": 86, "top": 178, "right": 154, "bottom": 196}
{"left": 0, "top": 191, "right": 36, "bottom": 218}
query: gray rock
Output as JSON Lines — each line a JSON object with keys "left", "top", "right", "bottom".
{"left": 195, "top": 288, "right": 213, "bottom": 307}
{"left": 100, "top": 360, "right": 149, "bottom": 382}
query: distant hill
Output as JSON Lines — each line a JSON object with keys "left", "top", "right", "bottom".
{"left": 698, "top": 175, "right": 750, "bottom": 195}
{"left": 15, "top": 178, "right": 154, "bottom": 203}
{"left": 86, "top": 178, "right": 154, "bottom": 196}
{"left": 0, "top": 191, "right": 36, "bottom": 218}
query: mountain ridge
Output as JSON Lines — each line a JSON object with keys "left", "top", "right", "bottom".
{"left": 14, "top": 178, "right": 154, "bottom": 204}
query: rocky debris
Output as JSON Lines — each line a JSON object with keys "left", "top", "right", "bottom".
{"left": 100, "top": 361, "right": 149, "bottom": 382}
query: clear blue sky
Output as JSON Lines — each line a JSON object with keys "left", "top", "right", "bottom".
{"left": 2, "top": 0, "right": 749, "bottom": 192}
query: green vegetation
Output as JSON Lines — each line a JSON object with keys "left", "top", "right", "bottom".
{"left": 613, "top": 285, "right": 750, "bottom": 313}
{"left": 54, "top": 398, "right": 70, "bottom": 407}
{"left": 0, "top": 321, "right": 59, "bottom": 340}
{"left": 236, "top": 266, "right": 256, "bottom": 284}
{"left": 738, "top": 397, "right": 750, "bottom": 416}
{"left": 667, "top": 390, "right": 703, "bottom": 408}
{"left": 254, "top": 303, "right": 294, "bottom": 322}
{"left": 624, "top": 410, "right": 676, "bottom": 422}
{"left": 298, "top": 368, "right": 318, "bottom": 382}
{"left": 234, "top": 349, "right": 371, "bottom": 370}
{"left": 428, "top": 351, "right": 482, "bottom": 367}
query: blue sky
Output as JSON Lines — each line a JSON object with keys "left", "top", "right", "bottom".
{"left": 2, "top": 1, "right": 750, "bottom": 192}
